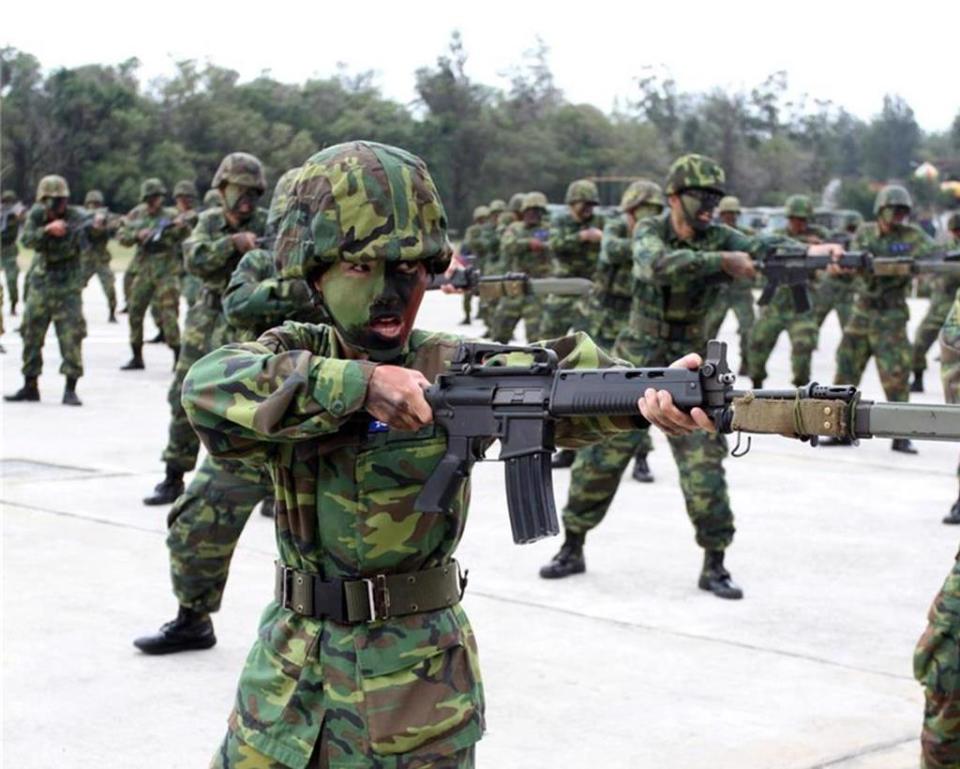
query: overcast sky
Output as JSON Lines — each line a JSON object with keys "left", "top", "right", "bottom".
{"left": 6, "top": 0, "right": 958, "bottom": 131}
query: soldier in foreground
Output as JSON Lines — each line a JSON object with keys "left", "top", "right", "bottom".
{"left": 4, "top": 175, "right": 87, "bottom": 406}
{"left": 80, "top": 189, "right": 119, "bottom": 322}
{"left": 181, "top": 141, "right": 704, "bottom": 769}
{"left": 143, "top": 152, "right": 268, "bottom": 506}
{"left": 1, "top": 190, "right": 24, "bottom": 315}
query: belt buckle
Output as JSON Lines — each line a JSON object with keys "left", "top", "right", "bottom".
{"left": 278, "top": 563, "right": 293, "bottom": 607}
{"left": 362, "top": 574, "right": 391, "bottom": 621}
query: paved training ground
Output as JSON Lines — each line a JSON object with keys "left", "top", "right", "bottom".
{"left": 2, "top": 280, "right": 957, "bottom": 768}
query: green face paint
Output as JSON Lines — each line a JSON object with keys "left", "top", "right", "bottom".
{"left": 634, "top": 204, "right": 663, "bottom": 221}
{"left": 223, "top": 183, "right": 258, "bottom": 218}
{"left": 679, "top": 189, "right": 721, "bottom": 233}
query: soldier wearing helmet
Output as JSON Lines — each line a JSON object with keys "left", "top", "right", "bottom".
{"left": 202, "top": 188, "right": 223, "bottom": 209}
{"left": 1, "top": 189, "right": 24, "bottom": 315}
{"left": 134, "top": 168, "right": 321, "bottom": 656}
{"left": 747, "top": 194, "right": 830, "bottom": 392}
{"left": 5, "top": 175, "right": 89, "bottom": 406}
{"left": 542, "top": 154, "right": 844, "bottom": 598}
{"left": 822, "top": 183, "right": 936, "bottom": 453}
{"left": 540, "top": 179, "right": 605, "bottom": 338}
{"left": 716, "top": 195, "right": 748, "bottom": 231}
{"left": 489, "top": 190, "right": 553, "bottom": 343}
{"left": 78, "top": 190, "right": 120, "bottom": 322}
{"left": 457, "top": 205, "right": 494, "bottom": 325}
{"left": 170, "top": 180, "right": 202, "bottom": 309}
{"left": 143, "top": 152, "right": 269, "bottom": 506}
{"left": 177, "top": 140, "right": 688, "bottom": 769}
{"left": 810, "top": 209, "right": 864, "bottom": 350}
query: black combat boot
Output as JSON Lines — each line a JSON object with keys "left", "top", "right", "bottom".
{"left": 892, "top": 438, "right": 918, "bottom": 454}
{"left": 5, "top": 377, "right": 40, "bottom": 402}
{"left": 148, "top": 329, "right": 165, "bottom": 344}
{"left": 738, "top": 360, "right": 749, "bottom": 377}
{"left": 108, "top": 308, "right": 117, "bottom": 323}
{"left": 819, "top": 436, "right": 853, "bottom": 447}
{"left": 632, "top": 453, "right": 654, "bottom": 483}
{"left": 133, "top": 606, "right": 216, "bottom": 655}
{"left": 119, "top": 304, "right": 129, "bottom": 314}
{"left": 143, "top": 465, "right": 185, "bottom": 506}
{"left": 751, "top": 378, "right": 764, "bottom": 389}
{"left": 550, "top": 449, "right": 577, "bottom": 469}
{"left": 62, "top": 377, "right": 82, "bottom": 406}
{"left": 10, "top": 303, "right": 17, "bottom": 316}
{"left": 943, "top": 489, "right": 960, "bottom": 525}
{"left": 539, "top": 531, "right": 586, "bottom": 579}
{"left": 120, "top": 344, "right": 145, "bottom": 370}
{"left": 911, "top": 370, "right": 925, "bottom": 393}
{"left": 259, "top": 496, "right": 276, "bottom": 518}
{"left": 698, "top": 550, "right": 743, "bottom": 600}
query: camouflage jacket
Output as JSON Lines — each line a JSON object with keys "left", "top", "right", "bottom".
{"left": 20, "top": 204, "right": 87, "bottom": 281}
{"left": 500, "top": 220, "right": 553, "bottom": 277}
{"left": 119, "top": 204, "right": 190, "bottom": 273}
{"left": 183, "top": 206, "right": 269, "bottom": 294}
{"left": 182, "top": 325, "right": 639, "bottom": 766}
{"left": 461, "top": 222, "right": 498, "bottom": 269}
{"left": 549, "top": 209, "right": 605, "bottom": 279}
{"left": 851, "top": 222, "right": 935, "bottom": 312}
{"left": 222, "top": 249, "right": 326, "bottom": 343}
{"left": 82, "top": 207, "right": 122, "bottom": 253}
{"left": 1, "top": 205, "right": 21, "bottom": 248}
{"left": 596, "top": 213, "right": 635, "bottom": 300}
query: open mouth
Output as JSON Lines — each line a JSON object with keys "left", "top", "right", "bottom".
{"left": 369, "top": 314, "right": 405, "bottom": 338}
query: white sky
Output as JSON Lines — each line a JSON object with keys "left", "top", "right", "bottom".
{"left": 6, "top": 0, "right": 959, "bottom": 131}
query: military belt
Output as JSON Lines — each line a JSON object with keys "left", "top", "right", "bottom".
{"left": 859, "top": 294, "right": 906, "bottom": 311}
{"left": 275, "top": 560, "right": 467, "bottom": 624}
{"left": 634, "top": 315, "right": 701, "bottom": 342}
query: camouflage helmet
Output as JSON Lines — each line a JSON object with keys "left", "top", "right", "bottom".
{"left": 203, "top": 189, "right": 223, "bottom": 208}
{"left": 278, "top": 141, "right": 451, "bottom": 281}
{"left": 874, "top": 184, "right": 913, "bottom": 215}
{"left": 784, "top": 194, "right": 814, "bottom": 219}
{"left": 35, "top": 175, "right": 70, "bottom": 201}
{"left": 2, "top": 190, "right": 18, "bottom": 203}
{"left": 620, "top": 180, "right": 665, "bottom": 213}
{"left": 173, "top": 180, "right": 198, "bottom": 199}
{"left": 508, "top": 192, "right": 525, "bottom": 213}
{"left": 211, "top": 152, "right": 267, "bottom": 194}
{"left": 947, "top": 211, "right": 960, "bottom": 232}
{"left": 84, "top": 189, "right": 104, "bottom": 206}
{"left": 521, "top": 191, "right": 549, "bottom": 213}
{"left": 565, "top": 179, "right": 600, "bottom": 205}
{"left": 664, "top": 154, "right": 725, "bottom": 195}
{"left": 140, "top": 178, "right": 167, "bottom": 201}
{"left": 472, "top": 205, "right": 490, "bottom": 221}
{"left": 267, "top": 167, "right": 300, "bottom": 233}
{"left": 488, "top": 199, "right": 506, "bottom": 215}
{"left": 843, "top": 210, "right": 864, "bottom": 229}
{"left": 718, "top": 195, "right": 742, "bottom": 214}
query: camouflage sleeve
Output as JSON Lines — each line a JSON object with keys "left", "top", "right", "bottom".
{"left": 632, "top": 224, "right": 726, "bottom": 285}
{"left": 117, "top": 209, "right": 143, "bottom": 248}
{"left": 222, "top": 251, "right": 312, "bottom": 331}
{"left": 548, "top": 220, "right": 582, "bottom": 257}
{"left": 183, "top": 215, "right": 239, "bottom": 279}
{"left": 500, "top": 225, "right": 526, "bottom": 258}
{"left": 19, "top": 207, "right": 46, "bottom": 250}
{"left": 600, "top": 219, "right": 631, "bottom": 267}
{"left": 182, "top": 322, "right": 377, "bottom": 462}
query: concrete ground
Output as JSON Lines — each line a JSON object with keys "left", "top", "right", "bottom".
{"left": 2, "top": 277, "right": 956, "bottom": 769}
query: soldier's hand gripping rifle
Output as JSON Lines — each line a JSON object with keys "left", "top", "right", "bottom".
{"left": 416, "top": 339, "right": 960, "bottom": 544}
{"left": 427, "top": 267, "right": 593, "bottom": 301}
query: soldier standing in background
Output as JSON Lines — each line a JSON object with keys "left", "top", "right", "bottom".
{"left": 80, "top": 189, "right": 119, "bottom": 322}
{"left": 4, "top": 175, "right": 87, "bottom": 406}
{"left": 540, "top": 179, "right": 604, "bottom": 338}
{"left": 143, "top": 152, "right": 268, "bottom": 506}
{"left": 911, "top": 212, "right": 960, "bottom": 393}
{"left": 811, "top": 209, "right": 861, "bottom": 342}
{"left": 457, "top": 204, "right": 490, "bottom": 325}
{"left": 173, "top": 180, "right": 203, "bottom": 310}
{"left": 1, "top": 190, "right": 24, "bottom": 315}
{"left": 747, "top": 194, "right": 828, "bottom": 388}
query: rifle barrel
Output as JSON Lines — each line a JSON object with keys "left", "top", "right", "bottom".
{"left": 854, "top": 402, "right": 960, "bottom": 441}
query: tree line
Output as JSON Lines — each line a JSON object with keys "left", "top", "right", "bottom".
{"left": 3, "top": 34, "right": 959, "bottom": 230}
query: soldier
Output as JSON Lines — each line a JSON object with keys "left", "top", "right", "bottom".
{"left": 539, "top": 155, "right": 842, "bottom": 597}
{"left": 540, "top": 179, "right": 605, "bottom": 338}
{"left": 80, "top": 189, "right": 119, "bottom": 322}
{"left": 747, "top": 194, "right": 828, "bottom": 388}
{"left": 133, "top": 169, "right": 315, "bottom": 655}
{"left": 457, "top": 204, "right": 490, "bottom": 325}
{"left": 203, "top": 188, "right": 223, "bottom": 209}
{"left": 822, "top": 184, "right": 936, "bottom": 453}
{"left": 704, "top": 195, "right": 755, "bottom": 375}
{"left": 489, "top": 191, "right": 552, "bottom": 343}
{"left": 143, "top": 152, "right": 268, "bottom": 506}
{"left": 173, "top": 180, "right": 203, "bottom": 310}
{"left": 811, "top": 210, "right": 861, "bottom": 339}
{"left": 1, "top": 190, "right": 23, "bottom": 315}
{"left": 180, "top": 140, "right": 700, "bottom": 769}
{"left": 910, "top": 212, "right": 960, "bottom": 393}
{"left": 4, "top": 175, "right": 87, "bottom": 406}
{"left": 117, "top": 179, "right": 188, "bottom": 370}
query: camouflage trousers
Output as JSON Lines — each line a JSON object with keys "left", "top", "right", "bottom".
{"left": 913, "top": 282, "right": 960, "bottom": 373}
{"left": 167, "top": 455, "right": 272, "bottom": 613}
{"left": 540, "top": 295, "right": 589, "bottom": 339}
{"left": 562, "top": 335, "right": 733, "bottom": 551}
{"left": 915, "top": 552, "right": 960, "bottom": 769}
{"left": 183, "top": 273, "right": 203, "bottom": 308}
{"left": 20, "top": 275, "right": 86, "bottom": 379}
{"left": 812, "top": 276, "right": 855, "bottom": 334}
{"left": 704, "top": 283, "right": 754, "bottom": 370}
{"left": 490, "top": 295, "right": 543, "bottom": 344}
{"left": 128, "top": 266, "right": 181, "bottom": 347}
{"left": 123, "top": 263, "right": 165, "bottom": 330}
{"left": 81, "top": 246, "right": 117, "bottom": 313}
{"left": 1, "top": 245, "right": 19, "bottom": 310}
{"left": 834, "top": 308, "right": 910, "bottom": 402}
{"left": 748, "top": 304, "right": 818, "bottom": 387}
{"left": 162, "top": 295, "right": 229, "bottom": 472}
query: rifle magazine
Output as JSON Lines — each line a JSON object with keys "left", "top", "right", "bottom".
{"left": 504, "top": 451, "right": 559, "bottom": 544}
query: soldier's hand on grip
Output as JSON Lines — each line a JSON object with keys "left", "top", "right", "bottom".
{"left": 232, "top": 232, "right": 258, "bottom": 254}
{"left": 45, "top": 220, "right": 68, "bottom": 238}
{"left": 807, "top": 242, "right": 849, "bottom": 276}
{"left": 720, "top": 251, "right": 756, "bottom": 279}
{"left": 638, "top": 353, "right": 717, "bottom": 437}
{"left": 366, "top": 366, "right": 434, "bottom": 431}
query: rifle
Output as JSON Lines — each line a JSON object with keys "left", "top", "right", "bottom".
{"left": 416, "top": 339, "right": 960, "bottom": 544}
{"left": 428, "top": 267, "right": 593, "bottom": 302}
{"left": 1, "top": 203, "right": 24, "bottom": 234}
{"left": 757, "top": 248, "right": 960, "bottom": 312}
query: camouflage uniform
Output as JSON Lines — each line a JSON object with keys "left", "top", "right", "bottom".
{"left": 457, "top": 206, "right": 490, "bottom": 323}
{"left": 540, "top": 180, "right": 604, "bottom": 338}
{"left": 183, "top": 141, "right": 636, "bottom": 769}
{"left": 1, "top": 191, "right": 22, "bottom": 313}
{"left": 461, "top": 207, "right": 500, "bottom": 326}
{"left": 173, "top": 180, "right": 203, "bottom": 308}
{"left": 80, "top": 190, "right": 118, "bottom": 317}
{"left": 912, "top": 222, "right": 960, "bottom": 378}
{"left": 812, "top": 212, "right": 861, "bottom": 335}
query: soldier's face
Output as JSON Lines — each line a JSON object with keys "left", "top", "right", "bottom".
{"left": 316, "top": 259, "right": 429, "bottom": 361}
{"left": 787, "top": 217, "right": 808, "bottom": 235}
{"left": 175, "top": 195, "right": 194, "bottom": 212}
{"left": 44, "top": 197, "right": 67, "bottom": 217}
{"left": 145, "top": 195, "right": 163, "bottom": 214}
{"left": 223, "top": 184, "right": 259, "bottom": 219}
{"left": 719, "top": 211, "right": 738, "bottom": 227}
{"left": 573, "top": 201, "right": 595, "bottom": 221}
{"left": 523, "top": 209, "right": 543, "bottom": 226}
{"left": 880, "top": 206, "right": 910, "bottom": 227}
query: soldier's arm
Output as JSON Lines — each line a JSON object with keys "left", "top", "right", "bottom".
{"left": 548, "top": 219, "right": 582, "bottom": 256}
{"left": 222, "top": 251, "right": 312, "bottom": 330}
{"left": 183, "top": 214, "right": 242, "bottom": 278}
{"left": 632, "top": 223, "right": 728, "bottom": 285}
{"left": 117, "top": 210, "right": 142, "bottom": 247}
{"left": 19, "top": 208, "right": 48, "bottom": 249}
{"left": 600, "top": 220, "right": 631, "bottom": 267}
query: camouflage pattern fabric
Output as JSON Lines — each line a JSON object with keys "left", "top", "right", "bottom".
{"left": 1, "top": 208, "right": 20, "bottom": 310}
{"left": 834, "top": 221, "right": 936, "bottom": 401}
{"left": 159, "top": 206, "right": 268, "bottom": 473}
{"left": 462, "top": 220, "right": 500, "bottom": 326}
{"left": 811, "top": 273, "right": 856, "bottom": 334}
{"left": 913, "top": 238, "right": 960, "bottom": 372}
{"left": 183, "top": 323, "right": 632, "bottom": 769}
{"left": 489, "top": 219, "right": 552, "bottom": 343}
{"left": 540, "top": 208, "right": 605, "bottom": 337}
{"left": 703, "top": 281, "right": 754, "bottom": 369}
{"left": 80, "top": 208, "right": 118, "bottom": 313}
